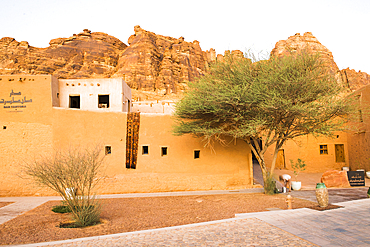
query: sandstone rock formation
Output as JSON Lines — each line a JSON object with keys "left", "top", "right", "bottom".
{"left": 113, "top": 25, "right": 213, "bottom": 98}
{"left": 0, "top": 29, "right": 127, "bottom": 79}
{"left": 271, "top": 32, "right": 344, "bottom": 84}
{"left": 271, "top": 32, "right": 370, "bottom": 91}
{"left": 321, "top": 170, "right": 350, "bottom": 188}
{"left": 1, "top": 28, "right": 369, "bottom": 100}
{"left": 340, "top": 68, "right": 370, "bottom": 91}
{"left": 0, "top": 26, "right": 217, "bottom": 100}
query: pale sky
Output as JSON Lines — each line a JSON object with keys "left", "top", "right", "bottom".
{"left": 1, "top": 0, "right": 369, "bottom": 73}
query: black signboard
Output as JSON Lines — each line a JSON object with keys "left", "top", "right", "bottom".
{"left": 347, "top": 171, "right": 365, "bottom": 187}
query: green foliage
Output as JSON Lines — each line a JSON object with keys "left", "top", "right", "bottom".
{"left": 68, "top": 203, "right": 101, "bottom": 228}
{"left": 290, "top": 158, "right": 306, "bottom": 180}
{"left": 264, "top": 172, "right": 278, "bottom": 195}
{"left": 174, "top": 50, "right": 356, "bottom": 192}
{"left": 23, "top": 145, "right": 105, "bottom": 227}
{"left": 52, "top": 205, "right": 72, "bottom": 214}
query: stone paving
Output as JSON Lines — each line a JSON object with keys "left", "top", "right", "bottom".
{"left": 15, "top": 218, "right": 316, "bottom": 247}
{"left": 291, "top": 187, "right": 369, "bottom": 204}
{"left": 237, "top": 198, "right": 370, "bottom": 247}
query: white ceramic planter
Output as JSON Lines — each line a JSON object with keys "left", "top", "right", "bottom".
{"left": 366, "top": 171, "right": 370, "bottom": 179}
{"left": 342, "top": 167, "right": 349, "bottom": 172}
{"left": 291, "top": 181, "right": 301, "bottom": 191}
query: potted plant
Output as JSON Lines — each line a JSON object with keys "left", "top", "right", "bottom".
{"left": 290, "top": 158, "right": 306, "bottom": 190}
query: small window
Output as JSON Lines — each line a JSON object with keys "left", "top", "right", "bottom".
{"left": 3, "top": 126, "right": 6, "bottom": 130}
{"left": 69, "top": 95, "right": 80, "bottom": 109}
{"left": 161, "top": 147, "right": 168, "bottom": 156}
{"left": 194, "top": 150, "right": 200, "bottom": 159}
{"left": 320, "top": 145, "right": 328, "bottom": 155}
{"left": 105, "top": 146, "right": 111, "bottom": 155}
{"left": 98, "top": 95, "right": 109, "bottom": 108}
{"left": 359, "top": 110, "right": 363, "bottom": 122}
{"left": 142, "top": 145, "right": 149, "bottom": 155}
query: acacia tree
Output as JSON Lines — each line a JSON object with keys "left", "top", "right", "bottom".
{"left": 173, "top": 51, "right": 354, "bottom": 193}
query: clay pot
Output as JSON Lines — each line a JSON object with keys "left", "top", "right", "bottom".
{"left": 316, "top": 183, "right": 329, "bottom": 207}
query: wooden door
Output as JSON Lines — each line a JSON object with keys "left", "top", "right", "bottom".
{"left": 276, "top": 149, "right": 286, "bottom": 169}
{"left": 335, "top": 144, "right": 345, "bottom": 163}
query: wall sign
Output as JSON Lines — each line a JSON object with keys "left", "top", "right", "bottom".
{"left": 1, "top": 90, "right": 33, "bottom": 110}
{"left": 347, "top": 171, "right": 365, "bottom": 186}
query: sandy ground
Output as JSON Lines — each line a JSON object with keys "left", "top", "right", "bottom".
{"left": 0, "top": 193, "right": 317, "bottom": 245}
{"left": 0, "top": 202, "right": 13, "bottom": 209}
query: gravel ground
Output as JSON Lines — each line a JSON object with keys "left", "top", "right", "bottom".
{"left": 0, "top": 193, "right": 317, "bottom": 245}
{"left": 0, "top": 202, "right": 13, "bottom": 209}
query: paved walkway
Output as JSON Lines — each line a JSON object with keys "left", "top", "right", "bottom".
{"left": 237, "top": 198, "right": 370, "bottom": 247}
{"left": 0, "top": 196, "right": 60, "bottom": 225}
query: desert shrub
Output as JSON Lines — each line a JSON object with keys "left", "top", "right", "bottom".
{"left": 264, "top": 172, "right": 278, "bottom": 195}
{"left": 23, "top": 145, "right": 105, "bottom": 227}
{"left": 52, "top": 205, "right": 72, "bottom": 214}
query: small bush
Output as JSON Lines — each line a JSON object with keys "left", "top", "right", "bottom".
{"left": 52, "top": 205, "right": 72, "bottom": 214}
{"left": 23, "top": 145, "right": 105, "bottom": 227}
{"left": 72, "top": 202, "right": 101, "bottom": 228}
{"left": 264, "top": 172, "right": 278, "bottom": 195}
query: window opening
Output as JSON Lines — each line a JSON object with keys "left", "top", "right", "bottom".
{"left": 194, "top": 150, "right": 200, "bottom": 159}
{"left": 161, "top": 147, "right": 168, "bottom": 156}
{"left": 69, "top": 95, "right": 80, "bottom": 109}
{"left": 359, "top": 110, "right": 363, "bottom": 122}
{"left": 142, "top": 145, "right": 149, "bottom": 155}
{"left": 3, "top": 126, "right": 6, "bottom": 130}
{"left": 105, "top": 146, "right": 111, "bottom": 155}
{"left": 98, "top": 95, "right": 109, "bottom": 108}
{"left": 320, "top": 145, "right": 328, "bottom": 155}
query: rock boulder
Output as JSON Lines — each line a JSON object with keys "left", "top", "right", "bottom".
{"left": 321, "top": 170, "right": 350, "bottom": 188}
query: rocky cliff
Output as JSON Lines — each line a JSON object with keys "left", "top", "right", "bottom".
{"left": 340, "top": 68, "right": 370, "bottom": 91}
{"left": 0, "top": 26, "right": 216, "bottom": 100}
{"left": 271, "top": 32, "right": 370, "bottom": 91}
{"left": 0, "top": 29, "right": 127, "bottom": 79}
{"left": 113, "top": 25, "right": 216, "bottom": 99}
{"left": 1, "top": 28, "right": 369, "bottom": 100}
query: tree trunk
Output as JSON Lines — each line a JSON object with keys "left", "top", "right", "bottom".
{"left": 244, "top": 139, "right": 272, "bottom": 193}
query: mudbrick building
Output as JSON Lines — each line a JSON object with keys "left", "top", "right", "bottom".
{"left": 0, "top": 75, "right": 253, "bottom": 196}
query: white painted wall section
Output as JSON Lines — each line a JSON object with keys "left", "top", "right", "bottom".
{"left": 58, "top": 78, "right": 131, "bottom": 112}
